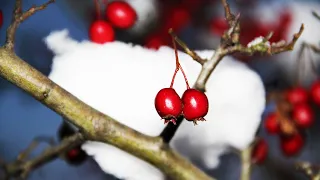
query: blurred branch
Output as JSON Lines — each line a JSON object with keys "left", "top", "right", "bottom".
{"left": 240, "top": 145, "right": 253, "bottom": 180}
{"left": 312, "top": 11, "right": 320, "bottom": 21}
{"left": 305, "top": 43, "right": 320, "bottom": 53}
{"left": 1, "top": 134, "right": 83, "bottom": 179}
{"left": 296, "top": 162, "right": 320, "bottom": 180}
{"left": 0, "top": 0, "right": 215, "bottom": 179}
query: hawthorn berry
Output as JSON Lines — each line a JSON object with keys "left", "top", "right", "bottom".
{"left": 154, "top": 88, "right": 183, "bottom": 125}
{"left": 251, "top": 138, "right": 268, "bottom": 164}
{"left": 63, "top": 146, "right": 88, "bottom": 166}
{"left": 181, "top": 88, "right": 209, "bottom": 124}
{"left": 285, "top": 87, "right": 308, "bottom": 105}
{"left": 310, "top": 80, "right": 320, "bottom": 105}
{"left": 105, "top": 1, "right": 137, "bottom": 29}
{"left": 280, "top": 133, "right": 304, "bottom": 157}
{"left": 292, "top": 103, "right": 314, "bottom": 129}
{"left": 264, "top": 112, "right": 280, "bottom": 134}
{"left": 164, "top": 7, "right": 190, "bottom": 32}
{"left": 144, "top": 33, "right": 168, "bottom": 50}
{"left": 89, "top": 20, "right": 115, "bottom": 44}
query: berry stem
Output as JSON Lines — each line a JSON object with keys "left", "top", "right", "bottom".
{"left": 94, "top": 0, "right": 101, "bottom": 19}
{"left": 170, "top": 32, "right": 190, "bottom": 89}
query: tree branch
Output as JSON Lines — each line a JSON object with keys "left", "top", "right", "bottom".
{"left": 2, "top": 134, "right": 83, "bottom": 179}
{"left": 296, "top": 162, "right": 320, "bottom": 180}
{"left": 312, "top": 11, "right": 320, "bottom": 21}
{"left": 0, "top": 0, "right": 214, "bottom": 179}
{"left": 5, "top": 0, "right": 55, "bottom": 50}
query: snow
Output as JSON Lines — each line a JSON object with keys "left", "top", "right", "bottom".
{"left": 45, "top": 29, "right": 266, "bottom": 180}
{"left": 247, "top": 36, "right": 270, "bottom": 48}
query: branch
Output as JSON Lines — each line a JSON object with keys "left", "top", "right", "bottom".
{"left": 5, "top": 0, "right": 55, "bottom": 50}
{"left": 0, "top": 0, "right": 214, "bottom": 179}
{"left": 2, "top": 133, "right": 83, "bottom": 179}
{"left": 312, "top": 11, "right": 320, "bottom": 21}
{"left": 296, "top": 162, "right": 320, "bottom": 180}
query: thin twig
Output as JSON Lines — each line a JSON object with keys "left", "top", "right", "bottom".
{"left": 296, "top": 162, "right": 320, "bottom": 180}
{"left": 5, "top": 0, "right": 55, "bottom": 50}
{"left": 3, "top": 133, "right": 83, "bottom": 179}
{"left": 312, "top": 11, "right": 320, "bottom": 21}
{"left": 17, "top": 136, "right": 56, "bottom": 162}
{"left": 168, "top": 29, "right": 207, "bottom": 65}
{"left": 240, "top": 145, "right": 253, "bottom": 180}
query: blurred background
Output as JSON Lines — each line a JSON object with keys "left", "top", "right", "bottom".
{"left": 0, "top": 0, "right": 320, "bottom": 179}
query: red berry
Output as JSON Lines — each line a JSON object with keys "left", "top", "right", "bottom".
{"left": 310, "top": 80, "right": 320, "bottom": 105}
{"left": 181, "top": 89, "right": 209, "bottom": 124}
{"left": 285, "top": 87, "right": 308, "bottom": 105}
{"left": 64, "top": 146, "right": 88, "bottom": 166}
{"left": 105, "top": 1, "right": 137, "bottom": 29}
{"left": 89, "top": 20, "right": 115, "bottom": 44}
{"left": 164, "top": 7, "right": 190, "bottom": 32}
{"left": 292, "top": 103, "right": 314, "bottom": 129}
{"left": 264, "top": 112, "right": 280, "bottom": 134}
{"left": 155, "top": 88, "right": 183, "bottom": 124}
{"left": 0, "top": 10, "right": 3, "bottom": 28}
{"left": 280, "top": 133, "right": 304, "bottom": 157}
{"left": 67, "top": 148, "right": 80, "bottom": 159}
{"left": 251, "top": 138, "right": 268, "bottom": 164}
{"left": 145, "top": 34, "right": 168, "bottom": 50}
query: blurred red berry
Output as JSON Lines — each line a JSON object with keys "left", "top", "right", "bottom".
{"left": 89, "top": 20, "right": 115, "bottom": 44}
{"left": 145, "top": 34, "right": 168, "bottom": 50}
{"left": 264, "top": 112, "right": 280, "bottom": 134}
{"left": 292, "top": 103, "right": 314, "bottom": 129}
{"left": 285, "top": 87, "right": 308, "bottom": 105}
{"left": 280, "top": 133, "right": 304, "bottom": 157}
{"left": 105, "top": 1, "right": 137, "bottom": 29}
{"left": 311, "top": 80, "right": 320, "bottom": 105}
{"left": 251, "top": 138, "right": 268, "bottom": 164}
{"left": 210, "top": 17, "right": 228, "bottom": 36}
{"left": 164, "top": 7, "right": 190, "bottom": 32}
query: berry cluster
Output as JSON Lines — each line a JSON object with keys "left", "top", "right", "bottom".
{"left": 249, "top": 80, "right": 320, "bottom": 164}
{"left": 89, "top": 0, "right": 137, "bottom": 44}
{"left": 144, "top": 0, "right": 206, "bottom": 50}
{"left": 154, "top": 34, "right": 209, "bottom": 125}
{"left": 250, "top": 79, "right": 320, "bottom": 164}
